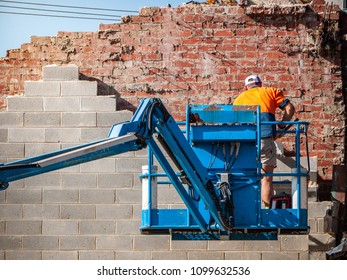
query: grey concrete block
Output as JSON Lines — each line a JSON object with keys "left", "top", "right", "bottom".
{"left": 43, "top": 97, "right": 80, "bottom": 112}
{"left": 96, "top": 111, "right": 133, "bottom": 127}
{"left": 62, "top": 112, "right": 96, "bottom": 127}
{"left": 6, "top": 251, "right": 42, "bottom": 260}
{"left": 262, "top": 252, "right": 299, "bottom": 260}
{"left": 151, "top": 251, "right": 188, "bottom": 260}
{"left": 0, "top": 221, "right": 4, "bottom": 234}
{"left": 79, "top": 189, "right": 115, "bottom": 204}
{"left": 116, "top": 251, "right": 151, "bottom": 260}
{"left": 8, "top": 128, "right": 45, "bottom": 143}
{"left": 116, "top": 220, "right": 140, "bottom": 235}
{"left": 0, "top": 143, "right": 24, "bottom": 158}
{"left": 24, "top": 112, "right": 61, "bottom": 127}
{"left": 6, "top": 190, "right": 42, "bottom": 204}
{"left": 43, "top": 189, "right": 79, "bottom": 203}
{"left": 244, "top": 240, "right": 280, "bottom": 251}
{"left": 116, "top": 189, "right": 141, "bottom": 203}
{"left": 98, "top": 174, "right": 133, "bottom": 188}
{"left": 43, "top": 251, "right": 78, "bottom": 260}
{"left": 207, "top": 240, "right": 244, "bottom": 251}
{"left": 225, "top": 251, "right": 261, "bottom": 260}
{"left": 308, "top": 201, "right": 333, "bottom": 218}
{"left": 0, "top": 129, "right": 8, "bottom": 142}
{"left": 0, "top": 236, "right": 22, "bottom": 250}
{"left": 79, "top": 251, "right": 115, "bottom": 260}
{"left": 188, "top": 251, "right": 224, "bottom": 260}
{"left": 6, "top": 221, "right": 42, "bottom": 235}
{"left": 24, "top": 81, "right": 61, "bottom": 96}
{"left": 25, "top": 173, "right": 61, "bottom": 188}
{"left": 80, "top": 128, "right": 109, "bottom": 142}
{"left": 61, "top": 205, "right": 96, "bottom": 219}
{"left": 134, "top": 235, "right": 170, "bottom": 251}
{"left": 7, "top": 97, "right": 43, "bottom": 112}
{"left": 81, "top": 96, "right": 116, "bottom": 112}
{"left": 79, "top": 220, "right": 115, "bottom": 235}
{"left": 23, "top": 236, "right": 58, "bottom": 250}
{"left": 61, "top": 81, "right": 97, "bottom": 96}
{"left": 80, "top": 158, "right": 116, "bottom": 173}
{"left": 43, "top": 64, "right": 79, "bottom": 81}
{"left": 42, "top": 220, "right": 78, "bottom": 235}
{"left": 0, "top": 205, "right": 22, "bottom": 219}
{"left": 60, "top": 236, "right": 95, "bottom": 250}
{"left": 280, "top": 235, "right": 308, "bottom": 251}
{"left": 96, "top": 236, "right": 132, "bottom": 250}
{"left": 115, "top": 158, "right": 147, "bottom": 173}
{"left": 23, "top": 205, "right": 59, "bottom": 219}
{"left": 0, "top": 112, "right": 23, "bottom": 127}
{"left": 61, "top": 174, "right": 97, "bottom": 188}
{"left": 45, "top": 128, "right": 81, "bottom": 143}
{"left": 96, "top": 204, "right": 133, "bottom": 219}
{"left": 24, "top": 143, "right": 61, "bottom": 157}
{"left": 171, "top": 240, "right": 207, "bottom": 251}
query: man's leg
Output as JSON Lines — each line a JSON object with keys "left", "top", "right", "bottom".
{"left": 261, "top": 164, "right": 275, "bottom": 208}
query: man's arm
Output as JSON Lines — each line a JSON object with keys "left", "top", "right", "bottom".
{"left": 278, "top": 102, "right": 295, "bottom": 129}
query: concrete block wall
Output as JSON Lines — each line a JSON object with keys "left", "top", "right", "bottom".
{"left": 0, "top": 65, "right": 336, "bottom": 260}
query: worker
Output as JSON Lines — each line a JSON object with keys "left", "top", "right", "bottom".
{"left": 233, "top": 75, "right": 295, "bottom": 208}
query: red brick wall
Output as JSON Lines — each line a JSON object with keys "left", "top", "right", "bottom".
{"left": 0, "top": 1, "right": 345, "bottom": 186}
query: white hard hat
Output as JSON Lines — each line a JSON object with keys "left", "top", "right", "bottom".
{"left": 244, "top": 75, "right": 262, "bottom": 86}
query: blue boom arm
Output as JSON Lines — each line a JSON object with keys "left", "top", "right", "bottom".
{"left": 0, "top": 98, "right": 232, "bottom": 232}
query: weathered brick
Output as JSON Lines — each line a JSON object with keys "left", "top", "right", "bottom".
{"left": 280, "top": 235, "right": 308, "bottom": 251}
{"left": 188, "top": 251, "right": 224, "bottom": 260}
{"left": 98, "top": 173, "right": 133, "bottom": 188}
{"left": 116, "top": 220, "right": 141, "bottom": 235}
{"left": 225, "top": 251, "right": 261, "bottom": 260}
{"left": 151, "top": 251, "right": 187, "bottom": 260}
{"left": 262, "top": 251, "right": 299, "bottom": 260}
{"left": 24, "top": 143, "right": 61, "bottom": 157}
{"left": 0, "top": 129, "right": 8, "bottom": 142}
{"left": 61, "top": 173, "right": 97, "bottom": 188}
{"left": 80, "top": 158, "right": 116, "bottom": 173}
{"left": 25, "top": 173, "right": 61, "bottom": 188}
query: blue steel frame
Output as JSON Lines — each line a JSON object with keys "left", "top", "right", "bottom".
{"left": 140, "top": 104, "right": 310, "bottom": 233}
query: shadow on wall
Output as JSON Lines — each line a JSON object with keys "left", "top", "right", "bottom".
{"left": 79, "top": 73, "right": 137, "bottom": 113}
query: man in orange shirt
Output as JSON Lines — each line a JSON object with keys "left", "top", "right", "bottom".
{"left": 233, "top": 75, "right": 295, "bottom": 208}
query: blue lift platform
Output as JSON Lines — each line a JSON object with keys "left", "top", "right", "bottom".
{"left": 0, "top": 98, "right": 310, "bottom": 240}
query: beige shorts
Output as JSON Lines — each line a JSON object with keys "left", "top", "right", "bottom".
{"left": 260, "top": 138, "right": 276, "bottom": 167}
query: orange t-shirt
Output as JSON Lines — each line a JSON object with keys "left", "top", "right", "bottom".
{"left": 233, "top": 87, "right": 289, "bottom": 138}
{"left": 233, "top": 87, "right": 287, "bottom": 114}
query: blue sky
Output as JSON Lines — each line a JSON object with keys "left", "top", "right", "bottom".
{"left": 0, "top": 0, "right": 199, "bottom": 57}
